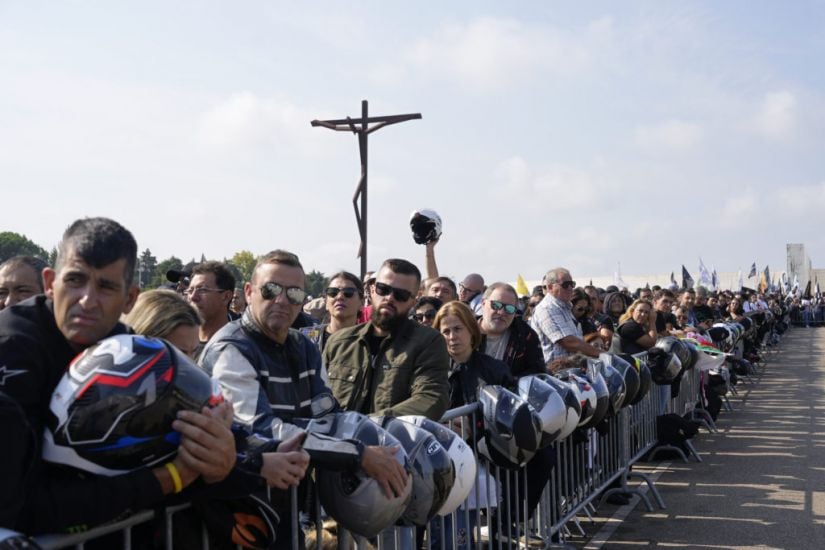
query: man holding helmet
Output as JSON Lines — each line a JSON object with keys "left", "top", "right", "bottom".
{"left": 0, "top": 217, "right": 236, "bottom": 534}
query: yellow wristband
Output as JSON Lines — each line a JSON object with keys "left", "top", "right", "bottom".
{"left": 165, "top": 462, "right": 183, "bottom": 494}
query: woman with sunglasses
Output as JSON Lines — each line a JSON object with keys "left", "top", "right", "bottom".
{"left": 411, "top": 296, "right": 443, "bottom": 327}
{"left": 301, "top": 271, "right": 364, "bottom": 353}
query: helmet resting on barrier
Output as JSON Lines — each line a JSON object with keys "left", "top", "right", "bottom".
{"left": 646, "top": 348, "right": 682, "bottom": 385}
{"left": 372, "top": 417, "right": 455, "bottom": 527}
{"left": 477, "top": 385, "right": 541, "bottom": 469}
{"left": 618, "top": 353, "right": 651, "bottom": 405}
{"left": 533, "top": 373, "right": 582, "bottom": 441}
{"left": 409, "top": 209, "right": 443, "bottom": 245}
{"left": 595, "top": 357, "right": 627, "bottom": 417}
{"left": 680, "top": 339, "right": 700, "bottom": 371}
{"left": 517, "top": 375, "right": 568, "bottom": 447}
{"left": 397, "top": 415, "right": 477, "bottom": 517}
{"left": 555, "top": 369, "right": 600, "bottom": 429}
{"left": 44, "top": 334, "right": 219, "bottom": 476}
{"left": 581, "top": 364, "right": 610, "bottom": 428}
{"left": 655, "top": 336, "right": 691, "bottom": 372}
{"left": 603, "top": 353, "right": 639, "bottom": 406}
{"left": 315, "top": 412, "right": 412, "bottom": 538}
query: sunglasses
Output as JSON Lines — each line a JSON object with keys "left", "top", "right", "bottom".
{"left": 259, "top": 282, "right": 306, "bottom": 305}
{"left": 490, "top": 300, "right": 517, "bottom": 315}
{"left": 325, "top": 287, "right": 358, "bottom": 299}
{"left": 556, "top": 280, "right": 576, "bottom": 290}
{"left": 373, "top": 281, "right": 413, "bottom": 302}
{"left": 414, "top": 310, "right": 437, "bottom": 322}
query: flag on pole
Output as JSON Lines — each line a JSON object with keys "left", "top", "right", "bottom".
{"left": 516, "top": 274, "right": 530, "bottom": 297}
{"left": 670, "top": 271, "right": 677, "bottom": 288}
{"left": 803, "top": 280, "right": 812, "bottom": 300}
{"left": 681, "top": 265, "right": 694, "bottom": 289}
{"left": 816, "top": 279, "right": 821, "bottom": 300}
{"left": 747, "top": 262, "right": 757, "bottom": 278}
{"left": 698, "top": 258, "right": 712, "bottom": 288}
{"left": 711, "top": 266, "right": 718, "bottom": 291}
{"left": 758, "top": 267, "right": 768, "bottom": 293}
{"left": 792, "top": 275, "right": 799, "bottom": 296}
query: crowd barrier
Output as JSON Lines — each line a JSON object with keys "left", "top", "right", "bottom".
{"left": 19, "top": 324, "right": 781, "bottom": 550}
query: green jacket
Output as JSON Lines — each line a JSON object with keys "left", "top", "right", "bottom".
{"left": 323, "top": 318, "right": 450, "bottom": 421}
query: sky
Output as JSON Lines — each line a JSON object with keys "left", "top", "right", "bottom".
{"left": 2, "top": 1, "right": 824, "bottom": 284}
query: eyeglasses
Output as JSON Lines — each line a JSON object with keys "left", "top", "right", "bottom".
{"left": 373, "top": 281, "right": 413, "bottom": 302}
{"left": 490, "top": 300, "right": 517, "bottom": 315}
{"left": 325, "top": 287, "right": 358, "bottom": 299}
{"left": 185, "top": 286, "right": 227, "bottom": 297}
{"left": 556, "top": 280, "right": 576, "bottom": 290}
{"left": 414, "top": 310, "right": 437, "bottom": 322}
{"left": 259, "top": 282, "right": 306, "bottom": 305}
{"left": 459, "top": 283, "right": 481, "bottom": 294}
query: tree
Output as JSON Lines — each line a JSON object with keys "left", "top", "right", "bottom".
{"left": 0, "top": 231, "right": 49, "bottom": 262}
{"left": 136, "top": 249, "right": 157, "bottom": 289}
{"left": 48, "top": 247, "right": 58, "bottom": 267}
{"left": 231, "top": 250, "right": 257, "bottom": 284}
{"left": 305, "top": 270, "right": 328, "bottom": 299}
{"left": 152, "top": 256, "right": 184, "bottom": 288}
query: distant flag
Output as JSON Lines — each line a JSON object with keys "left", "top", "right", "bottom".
{"left": 747, "top": 262, "right": 757, "bottom": 279}
{"left": 698, "top": 258, "right": 712, "bottom": 288}
{"left": 803, "top": 280, "right": 812, "bottom": 300}
{"left": 516, "top": 274, "right": 530, "bottom": 297}
{"left": 792, "top": 275, "right": 800, "bottom": 296}
{"left": 614, "top": 263, "right": 628, "bottom": 289}
{"left": 736, "top": 270, "right": 743, "bottom": 292}
{"left": 758, "top": 266, "right": 771, "bottom": 294}
{"left": 681, "top": 265, "right": 694, "bottom": 290}
{"left": 816, "top": 279, "right": 821, "bottom": 300}
{"left": 589, "top": 279, "right": 593, "bottom": 286}
{"left": 711, "top": 266, "right": 718, "bottom": 291}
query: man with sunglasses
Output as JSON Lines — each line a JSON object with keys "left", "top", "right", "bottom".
{"left": 458, "top": 273, "right": 485, "bottom": 314}
{"left": 324, "top": 258, "right": 450, "bottom": 420}
{"left": 530, "top": 267, "right": 602, "bottom": 363}
{"left": 186, "top": 261, "right": 236, "bottom": 360}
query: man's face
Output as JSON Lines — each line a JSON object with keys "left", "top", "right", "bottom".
{"left": 186, "top": 272, "right": 231, "bottom": 323}
{"left": 547, "top": 271, "right": 575, "bottom": 303}
{"left": 0, "top": 264, "right": 42, "bottom": 310}
{"left": 655, "top": 295, "right": 674, "bottom": 313}
{"left": 428, "top": 281, "right": 455, "bottom": 303}
{"left": 43, "top": 248, "right": 138, "bottom": 349}
{"left": 585, "top": 289, "right": 601, "bottom": 311}
{"left": 481, "top": 287, "right": 517, "bottom": 335}
{"left": 371, "top": 267, "right": 418, "bottom": 331}
{"left": 246, "top": 262, "right": 305, "bottom": 343}
{"left": 695, "top": 294, "right": 707, "bottom": 306}
{"left": 458, "top": 276, "right": 483, "bottom": 302}
{"left": 639, "top": 289, "right": 652, "bottom": 301}
{"left": 680, "top": 293, "right": 695, "bottom": 309}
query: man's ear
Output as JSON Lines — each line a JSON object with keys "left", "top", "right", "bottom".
{"left": 122, "top": 285, "right": 140, "bottom": 315}
{"left": 244, "top": 281, "right": 253, "bottom": 304}
{"left": 43, "top": 268, "right": 56, "bottom": 298}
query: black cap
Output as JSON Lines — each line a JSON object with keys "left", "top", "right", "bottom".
{"left": 166, "top": 269, "right": 191, "bottom": 283}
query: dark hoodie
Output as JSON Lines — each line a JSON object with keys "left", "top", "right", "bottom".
{"left": 602, "top": 291, "right": 626, "bottom": 327}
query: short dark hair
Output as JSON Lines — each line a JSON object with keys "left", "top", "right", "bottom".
{"left": 428, "top": 276, "right": 457, "bottom": 295}
{"left": 57, "top": 218, "right": 137, "bottom": 286}
{"left": 380, "top": 258, "right": 421, "bottom": 286}
{"left": 191, "top": 261, "right": 236, "bottom": 291}
{"left": 414, "top": 296, "right": 443, "bottom": 311}
{"left": 0, "top": 256, "right": 48, "bottom": 292}
{"left": 327, "top": 270, "right": 364, "bottom": 296}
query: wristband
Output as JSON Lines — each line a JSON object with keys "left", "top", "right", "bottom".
{"left": 165, "top": 462, "right": 183, "bottom": 494}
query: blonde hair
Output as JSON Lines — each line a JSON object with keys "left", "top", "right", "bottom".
{"left": 433, "top": 301, "right": 481, "bottom": 349}
{"left": 618, "top": 299, "right": 653, "bottom": 325}
{"left": 124, "top": 290, "right": 202, "bottom": 339}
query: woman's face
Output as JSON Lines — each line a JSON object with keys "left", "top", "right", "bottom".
{"left": 571, "top": 299, "right": 589, "bottom": 319}
{"left": 414, "top": 305, "right": 437, "bottom": 327}
{"left": 166, "top": 324, "right": 199, "bottom": 359}
{"left": 326, "top": 276, "right": 363, "bottom": 320}
{"left": 632, "top": 303, "right": 652, "bottom": 324}
{"left": 439, "top": 314, "right": 473, "bottom": 362}
{"left": 609, "top": 296, "right": 625, "bottom": 315}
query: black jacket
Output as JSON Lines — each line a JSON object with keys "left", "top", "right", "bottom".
{"left": 0, "top": 296, "right": 163, "bottom": 534}
{"left": 448, "top": 350, "right": 514, "bottom": 408}
{"left": 479, "top": 316, "right": 545, "bottom": 379}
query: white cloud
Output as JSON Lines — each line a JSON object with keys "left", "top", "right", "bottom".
{"left": 406, "top": 16, "right": 603, "bottom": 91}
{"left": 494, "top": 156, "right": 602, "bottom": 210}
{"left": 635, "top": 119, "right": 703, "bottom": 152}
{"left": 752, "top": 90, "right": 797, "bottom": 141}
{"left": 718, "top": 189, "right": 761, "bottom": 226}
{"left": 776, "top": 181, "right": 825, "bottom": 214}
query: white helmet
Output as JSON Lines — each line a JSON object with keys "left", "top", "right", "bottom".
{"left": 409, "top": 209, "right": 443, "bottom": 245}
{"left": 372, "top": 417, "right": 454, "bottom": 527}
{"left": 532, "top": 374, "right": 581, "bottom": 441}
{"left": 313, "top": 412, "right": 412, "bottom": 538}
{"left": 398, "top": 415, "right": 477, "bottom": 516}
{"left": 517, "top": 375, "right": 568, "bottom": 448}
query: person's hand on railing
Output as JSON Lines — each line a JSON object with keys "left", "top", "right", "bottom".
{"left": 173, "top": 404, "right": 237, "bottom": 484}
{"left": 361, "top": 445, "right": 409, "bottom": 498}
{"left": 259, "top": 433, "right": 310, "bottom": 490}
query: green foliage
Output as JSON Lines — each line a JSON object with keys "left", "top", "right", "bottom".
{"left": 230, "top": 250, "right": 257, "bottom": 284}
{"left": 0, "top": 231, "right": 49, "bottom": 263}
{"left": 136, "top": 249, "right": 158, "bottom": 288}
{"left": 305, "top": 270, "right": 328, "bottom": 298}
{"left": 152, "top": 256, "right": 184, "bottom": 288}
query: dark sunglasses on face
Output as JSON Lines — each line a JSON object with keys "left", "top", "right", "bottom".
{"left": 414, "top": 310, "right": 437, "bottom": 322}
{"left": 490, "top": 300, "right": 517, "bottom": 315}
{"left": 259, "top": 282, "right": 306, "bottom": 305}
{"left": 373, "top": 281, "right": 413, "bottom": 302}
{"left": 556, "top": 280, "right": 576, "bottom": 290}
{"left": 325, "top": 287, "right": 358, "bottom": 299}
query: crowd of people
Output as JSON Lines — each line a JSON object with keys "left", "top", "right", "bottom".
{"left": 0, "top": 215, "right": 795, "bottom": 548}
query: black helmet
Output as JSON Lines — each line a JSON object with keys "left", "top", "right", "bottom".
{"left": 314, "top": 412, "right": 412, "bottom": 537}
{"left": 618, "top": 353, "right": 651, "bottom": 405}
{"left": 533, "top": 373, "right": 582, "bottom": 441}
{"left": 680, "top": 339, "right": 699, "bottom": 371}
{"left": 477, "top": 385, "right": 541, "bottom": 469}
{"left": 409, "top": 209, "right": 443, "bottom": 245}
{"left": 373, "top": 417, "right": 455, "bottom": 527}
{"left": 739, "top": 317, "right": 753, "bottom": 331}
{"left": 596, "top": 356, "right": 627, "bottom": 416}
{"left": 655, "top": 336, "right": 691, "bottom": 371}
{"left": 706, "top": 326, "right": 730, "bottom": 346}
{"left": 605, "top": 353, "right": 640, "bottom": 406}
{"left": 646, "top": 347, "right": 682, "bottom": 385}
{"left": 517, "top": 375, "right": 569, "bottom": 448}
{"left": 43, "top": 334, "right": 219, "bottom": 476}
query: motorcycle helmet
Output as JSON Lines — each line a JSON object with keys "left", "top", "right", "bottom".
{"left": 533, "top": 374, "right": 581, "bottom": 441}
{"left": 596, "top": 355, "right": 628, "bottom": 416}
{"left": 409, "top": 209, "right": 443, "bottom": 245}
{"left": 477, "top": 385, "right": 541, "bottom": 469}
{"left": 619, "top": 353, "right": 652, "bottom": 405}
{"left": 604, "top": 353, "right": 639, "bottom": 406}
{"left": 680, "top": 339, "right": 700, "bottom": 371}
{"left": 555, "top": 369, "right": 599, "bottom": 429}
{"left": 397, "top": 415, "right": 477, "bottom": 516}
{"left": 517, "top": 375, "right": 568, "bottom": 447}
{"left": 646, "top": 348, "right": 682, "bottom": 385}
{"left": 707, "top": 326, "right": 730, "bottom": 348}
{"left": 314, "top": 412, "right": 413, "bottom": 537}
{"left": 739, "top": 317, "right": 753, "bottom": 331}
{"left": 655, "top": 337, "right": 691, "bottom": 372}
{"left": 581, "top": 363, "right": 610, "bottom": 428}
{"left": 372, "top": 417, "right": 454, "bottom": 527}
{"left": 43, "top": 334, "right": 220, "bottom": 476}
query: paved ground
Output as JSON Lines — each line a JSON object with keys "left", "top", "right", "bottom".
{"left": 570, "top": 327, "right": 825, "bottom": 550}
